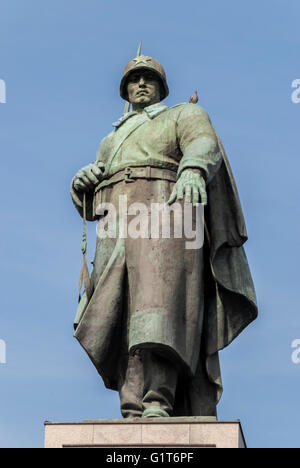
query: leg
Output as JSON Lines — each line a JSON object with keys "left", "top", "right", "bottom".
{"left": 141, "top": 350, "right": 178, "bottom": 417}
{"left": 118, "top": 349, "right": 179, "bottom": 418}
{"left": 118, "top": 350, "right": 144, "bottom": 418}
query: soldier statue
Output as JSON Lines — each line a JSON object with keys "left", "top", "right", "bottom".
{"left": 70, "top": 52, "right": 257, "bottom": 418}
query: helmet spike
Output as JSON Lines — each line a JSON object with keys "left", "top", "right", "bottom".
{"left": 137, "top": 40, "right": 142, "bottom": 58}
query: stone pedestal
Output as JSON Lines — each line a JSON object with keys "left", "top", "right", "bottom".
{"left": 44, "top": 417, "right": 246, "bottom": 448}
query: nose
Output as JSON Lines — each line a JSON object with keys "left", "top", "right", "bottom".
{"left": 138, "top": 76, "right": 146, "bottom": 86}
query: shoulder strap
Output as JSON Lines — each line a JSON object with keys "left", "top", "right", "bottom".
{"left": 105, "top": 116, "right": 149, "bottom": 174}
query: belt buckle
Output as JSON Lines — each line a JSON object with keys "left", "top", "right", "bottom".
{"left": 124, "top": 167, "right": 134, "bottom": 183}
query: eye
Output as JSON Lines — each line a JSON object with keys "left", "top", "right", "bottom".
{"left": 145, "top": 72, "right": 156, "bottom": 81}
{"left": 128, "top": 74, "right": 139, "bottom": 83}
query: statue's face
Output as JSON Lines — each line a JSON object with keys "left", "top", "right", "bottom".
{"left": 126, "top": 70, "right": 161, "bottom": 109}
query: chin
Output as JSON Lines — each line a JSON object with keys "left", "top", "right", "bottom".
{"left": 136, "top": 97, "right": 150, "bottom": 104}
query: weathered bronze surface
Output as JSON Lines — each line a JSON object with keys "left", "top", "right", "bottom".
{"left": 70, "top": 52, "right": 257, "bottom": 419}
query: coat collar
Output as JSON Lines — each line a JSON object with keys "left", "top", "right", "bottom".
{"left": 112, "top": 102, "right": 168, "bottom": 129}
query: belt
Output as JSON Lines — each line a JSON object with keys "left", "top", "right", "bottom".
{"left": 95, "top": 166, "right": 178, "bottom": 192}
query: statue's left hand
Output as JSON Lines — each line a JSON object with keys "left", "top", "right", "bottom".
{"left": 167, "top": 169, "right": 207, "bottom": 206}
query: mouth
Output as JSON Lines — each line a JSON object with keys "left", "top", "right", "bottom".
{"left": 136, "top": 90, "right": 149, "bottom": 96}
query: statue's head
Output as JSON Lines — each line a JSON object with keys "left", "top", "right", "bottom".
{"left": 120, "top": 56, "right": 169, "bottom": 109}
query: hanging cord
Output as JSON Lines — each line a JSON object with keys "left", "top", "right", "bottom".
{"left": 78, "top": 193, "right": 92, "bottom": 302}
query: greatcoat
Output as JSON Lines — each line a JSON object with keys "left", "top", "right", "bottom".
{"left": 71, "top": 102, "right": 258, "bottom": 416}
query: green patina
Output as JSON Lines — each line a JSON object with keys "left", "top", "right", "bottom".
{"left": 70, "top": 50, "right": 258, "bottom": 419}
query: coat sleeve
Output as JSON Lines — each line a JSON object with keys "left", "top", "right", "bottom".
{"left": 176, "top": 103, "right": 222, "bottom": 182}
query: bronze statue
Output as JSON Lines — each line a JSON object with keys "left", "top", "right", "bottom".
{"left": 70, "top": 49, "right": 257, "bottom": 418}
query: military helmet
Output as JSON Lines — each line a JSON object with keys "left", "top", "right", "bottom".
{"left": 120, "top": 55, "right": 169, "bottom": 101}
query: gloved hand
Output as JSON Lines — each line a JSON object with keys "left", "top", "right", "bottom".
{"left": 167, "top": 169, "right": 207, "bottom": 206}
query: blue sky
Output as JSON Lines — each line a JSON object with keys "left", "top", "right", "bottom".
{"left": 0, "top": 0, "right": 299, "bottom": 448}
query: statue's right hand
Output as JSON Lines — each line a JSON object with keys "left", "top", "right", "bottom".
{"left": 72, "top": 162, "right": 105, "bottom": 192}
